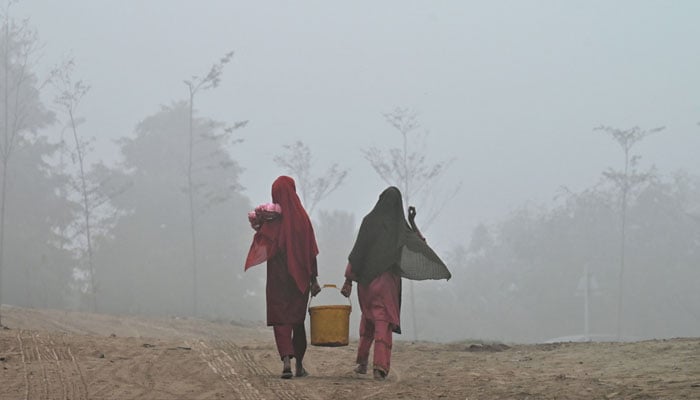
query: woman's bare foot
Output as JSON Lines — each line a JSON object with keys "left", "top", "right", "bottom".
{"left": 281, "top": 356, "right": 292, "bottom": 379}
{"left": 354, "top": 364, "right": 367, "bottom": 374}
{"left": 295, "top": 360, "right": 308, "bottom": 377}
{"left": 373, "top": 369, "right": 387, "bottom": 381}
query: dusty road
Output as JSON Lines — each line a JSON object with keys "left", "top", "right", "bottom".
{"left": 1, "top": 305, "right": 698, "bottom": 399}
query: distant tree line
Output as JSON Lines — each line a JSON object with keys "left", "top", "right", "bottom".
{"left": 0, "top": 8, "right": 256, "bottom": 325}
{"left": 418, "top": 133, "right": 700, "bottom": 343}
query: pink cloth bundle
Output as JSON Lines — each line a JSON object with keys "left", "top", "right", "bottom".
{"left": 248, "top": 203, "right": 282, "bottom": 230}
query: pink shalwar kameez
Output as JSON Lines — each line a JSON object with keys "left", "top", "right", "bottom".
{"left": 345, "top": 263, "right": 401, "bottom": 374}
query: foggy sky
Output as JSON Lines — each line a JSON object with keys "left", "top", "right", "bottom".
{"left": 16, "top": 0, "right": 700, "bottom": 250}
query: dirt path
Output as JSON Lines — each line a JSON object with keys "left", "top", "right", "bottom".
{"left": 187, "top": 338, "right": 317, "bottom": 400}
{"left": 1, "top": 305, "right": 699, "bottom": 399}
{"left": 12, "top": 329, "right": 89, "bottom": 400}
{"left": 0, "top": 306, "right": 321, "bottom": 400}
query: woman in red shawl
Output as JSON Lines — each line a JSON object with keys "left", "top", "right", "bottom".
{"left": 341, "top": 186, "right": 450, "bottom": 381}
{"left": 245, "top": 176, "right": 321, "bottom": 379}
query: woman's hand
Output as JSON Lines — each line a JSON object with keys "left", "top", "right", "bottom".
{"left": 341, "top": 279, "right": 352, "bottom": 298}
{"left": 408, "top": 206, "right": 426, "bottom": 241}
{"left": 408, "top": 206, "right": 416, "bottom": 220}
{"left": 310, "top": 278, "right": 321, "bottom": 297}
{"left": 248, "top": 211, "right": 262, "bottom": 231}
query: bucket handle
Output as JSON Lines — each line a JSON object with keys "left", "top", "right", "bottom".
{"left": 308, "top": 283, "right": 352, "bottom": 310}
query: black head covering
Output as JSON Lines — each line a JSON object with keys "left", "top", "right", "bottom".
{"left": 348, "top": 186, "right": 451, "bottom": 285}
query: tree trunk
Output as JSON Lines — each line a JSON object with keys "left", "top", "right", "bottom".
{"left": 187, "top": 93, "right": 198, "bottom": 317}
{"left": 0, "top": 159, "right": 7, "bottom": 327}
{"left": 69, "top": 109, "right": 97, "bottom": 312}
{"left": 616, "top": 149, "right": 630, "bottom": 340}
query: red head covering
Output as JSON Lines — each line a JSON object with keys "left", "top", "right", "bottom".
{"left": 245, "top": 176, "right": 319, "bottom": 294}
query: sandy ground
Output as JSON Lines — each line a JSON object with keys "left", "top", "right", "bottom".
{"left": 0, "top": 305, "right": 698, "bottom": 400}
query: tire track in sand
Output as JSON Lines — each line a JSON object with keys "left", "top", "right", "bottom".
{"left": 15, "top": 330, "right": 89, "bottom": 400}
{"left": 42, "top": 333, "right": 89, "bottom": 400}
{"left": 17, "top": 330, "right": 49, "bottom": 400}
{"left": 16, "top": 330, "right": 31, "bottom": 400}
{"left": 190, "top": 340, "right": 264, "bottom": 399}
{"left": 189, "top": 339, "right": 316, "bottom": 400}
{"left": 217, "top": 339, "right": 313, "bottom": 400}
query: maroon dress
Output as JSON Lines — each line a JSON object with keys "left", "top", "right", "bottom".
{"left": 267, "top": 253, "right": 310, "bottom": 324}
{"left": 245, "top": 176, "right": 319, "bottom": 361}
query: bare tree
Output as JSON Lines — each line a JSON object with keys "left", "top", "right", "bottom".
{"left": 273, "top": 140, "right": 348, "bottom": 216}
{"left": 0, "top": 2, "right": 53, "bottom": 326}
{"left": 595, "top": 124, "right": 664, "bottom": 339}
{"left": 52, "top": 59, "right": 98, "bottom": 311}
{"left": 52, "top": 59, "right": 131, "bottom": 312}
{"left": 183, "top": 51, "right": 247, "bottom": 316}
{"left": 363, "top": 107, "right": 460, "bottom": 230}
{"left": 363, "top": 107, "right": 460, "bottom": 340}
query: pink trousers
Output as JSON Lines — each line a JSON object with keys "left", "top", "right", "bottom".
{"left": 356, "top": 317, "right": 393, "bottom": 374}
{"left": 273, "top": 323, "right": 307, "bottom": 361}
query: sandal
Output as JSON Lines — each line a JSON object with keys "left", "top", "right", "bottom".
{"left": 281, "top": 368, "right": 293, "bottom": 379}
{"left": 373, "top": 369, "right": 387, "bottom": 381}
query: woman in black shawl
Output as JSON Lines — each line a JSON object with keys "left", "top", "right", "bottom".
{"left": 341, "top": 186, "right": 450, "bottom": 380}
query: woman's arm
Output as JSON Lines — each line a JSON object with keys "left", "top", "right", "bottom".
{"left": 310, "top": 257, "right": 321, "bottom": 296}
{"left": 341, "top": 263, "right": 354, "bottom": 297}
{"left": 408, "top": 206, "right": 426, "bottom": 241}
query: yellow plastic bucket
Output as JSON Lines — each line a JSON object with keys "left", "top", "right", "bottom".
{"left": 309, "top": 284, "right": 351, "bottom": 347}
